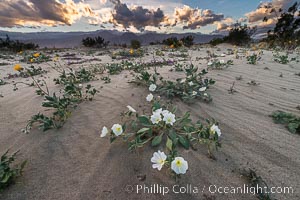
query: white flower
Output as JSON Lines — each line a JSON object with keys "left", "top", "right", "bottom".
{"left": 163, "top": 112, "right": 176, "bottom": 126}
{"left": 162, "top": 110, "right": 170, "bottom": 115}
{"left": 151, "top": 112, "right": 162, "bottom": 124}
{"left": 210, "top": 124, "right": 221, "bottom": 137}
{"left": 151, "top": 150, "right": 167, "bottom": 171}
{"left": 203, "top": 93, "right": 208, "bottom": 97}
{"left": 192, "top": 91, "right": 197, "bottom": 96}
{"left": 207, "top": 61, "right": 213, "bottom": 66}
{"left": 127, "top": 105, "right": 136, "bottom": 113}
{"left": 111, "top": 124, "right": 123, "bottom": 136}
{"left": 220, "top": 53, "right": 226, "bottom": 57}
{"left": 188, "top": 81, "right": 194, "bottom": 86}
{"left": 180, "top": 79, "right": 186, "bottom": 83}
{"left": 220, "top": 59, "right": 225, "bottom": 64}
{"left": 199, "top": 87, "right": 206, "bottom": 92}
{"left": 153, "top": 108, "right": 163, "bottom": 115}
{"left": 171, "top": 157, "right": 188, "bottom": 174}
{"left": 78, "top": 84, "right": 83, "bottom": 88}
{"left": 149, "top": 84, "right": 157, "bottom": 92}
{"left": 100, "top": 126, "right": 108, "bottom": 137}
{"left": 187, "top": 75, "right": 192, "bottom": 79}
{"left": 146, "top": 93, "right": 154, "bottom": 102}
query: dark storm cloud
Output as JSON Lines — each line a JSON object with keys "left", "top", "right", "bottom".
{"left": 109, "top": 0, "right": 167, "bottom": 31}
{"left": 0, "top": 0, "right": 96, "bottom": 27}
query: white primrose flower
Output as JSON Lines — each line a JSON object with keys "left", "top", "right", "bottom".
{"left": 162, "top": 110, "right": 170, "bottom": 115}
{"left": 151, "top": 112, "right": 162, "bottom": 124}
{"left": 199, "top": 87, "right": 206, "bottom": 92}
{"left": 180, "top": 79, "right": 186, "bottom": 83}
{"left": 220, "top": 53, "right": 226, "bottom": 57}
{"left": 146, "top": 93, "right": 154, "bottom": 102}
{"left": 149, "top": 84, "right": 157, "bottom": 92}
{"left": 171, "top": 157, "right": 188, "bottom": 174}
{"left": 151, "top": 150, "right": 167, "bottom": 171}
{"left": 220, "top": 59, "right": 225, "bottom": 64}
{"left": 203, "top": 93, "right": 208, "bottom": 97}
{"left": 207, "top": 61, "right": 213, "bottom": 66}
{"left": 111, "top": 124, "right": 123, "bottom": 136}
{"left": 192, "top": 91, "right": 197, "bottom": 96}
{"left": 188, "top": 81, "right": 194, "bottom": 86}
{"left": 78, "top": 84, "right": 83, "bottom": 88}
{"left": 210, "top": 124, "right": 222, "bottom": 137}
{"left": 153, "top": 108, "right": 163, "bottom": 115}
{"left": 163, "top": 112, "right": 176, "bottom": 126}
{"left": 100, "top": 126, "right": 108, "bottom": 137}
{"left": 127, "top": 105, "right": 136, "bottom": 113}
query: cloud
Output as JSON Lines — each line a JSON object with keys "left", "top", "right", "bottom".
{"left": 173, "top": 5, "right": 224, "bottom": 29}
{"left": 0, "top": 0, "right": 98, "bottom": 28}
{"left": 108, "top": 0, "right": 168, "bottom": 31}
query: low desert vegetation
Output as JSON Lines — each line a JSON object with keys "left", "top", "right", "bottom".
{"left": 271, "top": 111, "right": 300, "bottom": 134}
{"left": 0, "top": 35, "right": 38, "bottom": 52}
{"left": 0, "top": 150, "right": 27, "bottom": 191}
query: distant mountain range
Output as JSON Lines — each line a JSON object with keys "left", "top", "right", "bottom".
{"left": 0, "top": 30, "right": 223, "bottom": 48}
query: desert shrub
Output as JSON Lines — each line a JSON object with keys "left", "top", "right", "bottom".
{"left": 0, "top": 35, "right": 38, "bottom": 52}
{"left": 130, "top": 40, "right": 141, "bottom": 49}
{"left": 0, "top": 150, "right": 27, "bottom": 191}
{"left": 181, "top": 35, "right": 194, "bottom": 47}
{"left": 271, "top": 111, "right": 300, "bottom": 134}
{"left": 82, "top": 36, "right": 109, "bottom": 48}
{"left": 223, "top": 24, "right": 256, "bottom": 46}
{"left": 263, "top": 2, "right": 300, "bottom": 48}
{"left": 209, "top": 38, "right": 225, "bottom": 46}
{"left": 100, "top": 94, "right": 222, "bottom": 177}
{"left": 162, "top": 37, "right": 182, "bottom": 48}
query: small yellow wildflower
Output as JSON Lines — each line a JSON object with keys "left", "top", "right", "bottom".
{"left": 129, "top": 49, "right": 134, "bottom": 54}
{"left": 33, "top": 53, "right": 40, "bottom": 58}
{"left": 30, "top": 58, "right": 34, "bottom": 62}
{"left": 170, "top": 44, "right": 175, "bottom": 49}
{"left": 53, "top": 56, "right": 59, "bottom": 62}
{"left": 19, "top": 51, "right": 23, "bottom": 54}
{"left": 14, "top": 64, "right": 23, "bottom": 71}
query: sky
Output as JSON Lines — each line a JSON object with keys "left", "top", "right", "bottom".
{"left": 0, "top": 0, "right": 298, "bottom": 34}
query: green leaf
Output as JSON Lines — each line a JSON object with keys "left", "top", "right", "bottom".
{"left": 138, "top": 115, "right": 150, "bottom": 126}
{"left": 178, "top": 135, "right": 190, "bottom": 149}
{"left": 166, "top": 137, "right": 173, "bottom": 151}
{"left": 137, "top": 128, "right": 150, "bottom": 134}
{"left": 287, "top": 122, "right": 299, "bottom": 134}
{"left": 152, "top": 134, "right": 162, "bottom": 146}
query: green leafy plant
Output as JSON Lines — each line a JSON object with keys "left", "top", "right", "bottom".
{"left": 134, "top": 64, "right": 215, "bottom": 103}
{"left": 271, "top": 111, "right": 300, "bottom": 134}
{"left": 247, "top": 53, "right": 261, "bottom": 65}
{"left": 207, "top": 59, "right": 233, "bottom": 69}
{"left": 0, "top": 78, "right": 6, "bottom": 86}
{"left": 240, "top": 168, "right": 271, "bottom": 200}
{"left": 53, "top": 68, "right": 96, "bottom": 85}
{"left": 0, "top": 150, "right": 27, "bottom": 191}
{"left": 101, "top": 95, "right": 222, "bottom": 177}
{"left": 273, "top": 52, "right": 290, "bottom": 64}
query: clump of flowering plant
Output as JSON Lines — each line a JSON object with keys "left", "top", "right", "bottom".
{"left": 207, "top": 59, "right": 233, "bottom": 69}
{"left": 101, "top": 92, "right": 222, "bottom": 177}
{"left": 134, "top": 64, "right": 215, "bottom": 102}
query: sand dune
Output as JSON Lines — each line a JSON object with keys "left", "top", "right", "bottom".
{"left": 0, "top": 45, "right": 299, "bottom": 200}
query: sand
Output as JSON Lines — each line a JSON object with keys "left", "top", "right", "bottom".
{"left": 0, "top": 44, "right": 299, "bottom": 200}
